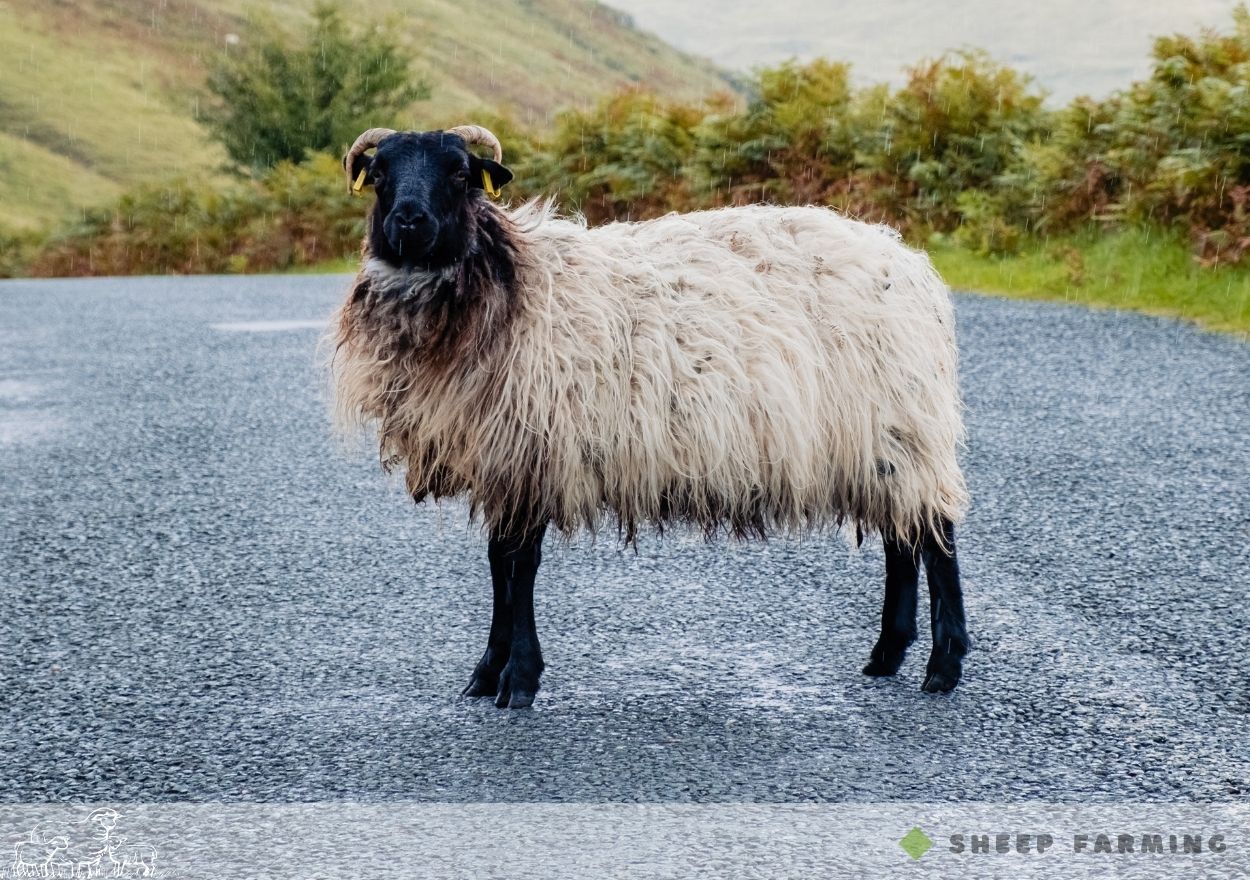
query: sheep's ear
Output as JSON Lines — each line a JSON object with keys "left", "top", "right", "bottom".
{"left": 470, "top": 156, "right": 513, "bottom": 193}
{"left": 349, "top": 152, "right": 375, "bottom": 191}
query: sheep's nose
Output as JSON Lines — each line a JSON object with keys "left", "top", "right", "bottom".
{"left": 392, "top": 204, "right": 431, "bottom": 231}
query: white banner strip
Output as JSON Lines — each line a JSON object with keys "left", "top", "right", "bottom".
{"left": 1, "top": 803, "right": 1247, "bottom": 879}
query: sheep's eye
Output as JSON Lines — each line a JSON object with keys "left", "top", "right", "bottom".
{"left": 452, "top": 170, "right": 469, "bottom": 185}
{"left": 371, "top": 170, "right": 386, "bottom": 186}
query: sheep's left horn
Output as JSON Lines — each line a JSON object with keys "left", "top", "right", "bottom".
{"left": 343, "top": 127, "right": 397, "bottom": 192}
{"left": 446, "top": 125, "right": 503, "bottom": 163}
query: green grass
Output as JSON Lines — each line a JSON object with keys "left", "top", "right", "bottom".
{"left": 0, "top": 132, "right": 122, "bottom": 232}
{"left": 931, "top": 227, "right": 1250, "bottom": 337}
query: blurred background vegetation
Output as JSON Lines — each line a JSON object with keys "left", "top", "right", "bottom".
{"left": 0, "top": 0, "right": 729, "bottom": 234}
{"left": 3, "top": 1, "right": 1250, "bottom": 333}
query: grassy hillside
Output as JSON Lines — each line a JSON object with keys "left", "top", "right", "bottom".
{"left": 0, "top": 0, "right": 731, "bottom": 231}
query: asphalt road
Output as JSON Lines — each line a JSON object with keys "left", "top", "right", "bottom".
{"left": 1, "top": 274, "right": 1247, "bottom": 803}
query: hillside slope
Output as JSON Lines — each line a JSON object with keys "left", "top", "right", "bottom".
{"left": 0, "top": 0, "right": 731, "bottom": 231}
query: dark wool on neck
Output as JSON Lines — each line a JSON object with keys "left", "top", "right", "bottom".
{"left": 348, "top": 201, "right": 524, "bottom": 368}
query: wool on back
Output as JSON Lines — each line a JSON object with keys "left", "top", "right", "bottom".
{"left": 331, "top": 202, "right": 967, "bottom": 542}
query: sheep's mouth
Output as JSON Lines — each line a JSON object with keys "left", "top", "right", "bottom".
{"left": 386, "top": 227, "right": 438, "bottom": 261}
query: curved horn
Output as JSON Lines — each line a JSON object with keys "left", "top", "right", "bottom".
{"left": 446, "top": 124, "right": 503, "bottom": 163}
{"left": 343, "top": 127, "right": 397, "bottom": 192}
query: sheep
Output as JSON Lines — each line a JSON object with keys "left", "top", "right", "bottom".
{"left": 114, "top": 843, "right": 158, "bottom": 878}
{"left": 11, "top": 834, "right": 68, "bottom": 877}
{"left": 330, "top": 125, "right": 971, "bottom": 708}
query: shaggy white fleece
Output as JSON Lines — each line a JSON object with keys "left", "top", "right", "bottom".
{"left": 332, "top": 202, "right": 967, "bottom": 541}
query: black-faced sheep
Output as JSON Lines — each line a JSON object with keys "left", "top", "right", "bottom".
{"left": 330, "top": 125, "right": 971, "bottom": 708}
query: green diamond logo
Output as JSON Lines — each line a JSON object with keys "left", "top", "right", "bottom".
{"left": 900, "top": 826, "right": 934, "bottom": 860}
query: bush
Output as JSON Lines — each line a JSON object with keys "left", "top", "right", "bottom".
{"left": 536, "top": 89, "right": 710, "bottom": 224}
{"left": 693, "top": 60, "right": 857, "bottom": 206}
{"left": 202, "top": 2, "right": 427, "bottom": 172}
{"left": 1031, "top": 5, "right": 1250, "bottom": 262}
{"left": 0, "top": 229, "right": 43, "bottom": 279}
{"left": 855, "top": 50, "right": 1050, "bottom": 236}
{"left": 1125, "top": 7, "right": 1250, "bottom": 262}
{"left": 951, "top": 190, "right": 1024, "bottom": 256}
{"left": 29, "top": 155, "right": 363, "bottom": 276}
{"left": 1017, "top": 97, "right": 1124, "bottom": 231}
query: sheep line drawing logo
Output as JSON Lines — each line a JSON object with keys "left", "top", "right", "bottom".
{"left": 5, "top": 808, "right": 158, "bottom": 878}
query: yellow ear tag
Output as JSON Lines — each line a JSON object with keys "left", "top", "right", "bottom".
{"left": 481, "top": 169, "right": 501, "bottom": 198}
{"left": 352, "top": 168, "right": 367, "bottom": 194}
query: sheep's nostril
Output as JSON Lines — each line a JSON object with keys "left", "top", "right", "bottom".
{"left": 393, "top": 208, "right": 430, "bottom": 231}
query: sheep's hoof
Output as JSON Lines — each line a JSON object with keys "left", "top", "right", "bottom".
{"left": 862, "top": 642, "right": 907, "bottom": 677}
{"left": 920, "top": 653, "right": 962, "bottom": 694}
{"left": 495, "top": 660, "right": 541, "bottom": 709}
{"left": 461, "top": 671, "right": 500, "bottom": 698}
{"left": 462, "top": 647, "right": 509, "bottom": 698}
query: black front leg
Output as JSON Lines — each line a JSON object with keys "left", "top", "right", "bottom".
{"left": 463, "top": 519, "right": 548, "bottom": 708}
{"left": 461, "top": 546, "right": 515, "bottom": 698}
{"left": 863, "top": 531, "right": 920, "bottom": 677}
{"left": 920, "top": 517, "right": 969, "bottom": 693}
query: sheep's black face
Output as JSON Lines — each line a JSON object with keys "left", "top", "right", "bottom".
{"left": 351, "top": 131, "right": 513, "bottom": 270}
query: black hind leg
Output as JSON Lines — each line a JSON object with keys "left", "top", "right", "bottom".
{"left": 920, "top": 518, "right": 969, "bottom": 693}
{"left": 863, "top": 531, "right": 920, "bottom": 677}
{"left": 463, "top": 520, "right": 548, "bottom": 706}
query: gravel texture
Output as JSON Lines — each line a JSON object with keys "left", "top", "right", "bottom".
{"left": 1, "top": 274, "right": 1247, "bottom": 803}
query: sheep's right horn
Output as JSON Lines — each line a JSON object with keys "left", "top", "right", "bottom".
{"left": 343, "top": 127, "right": 397, "bottom": 192}
{"left": 446, "top": 125, "right": 503, "bottom": 163}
